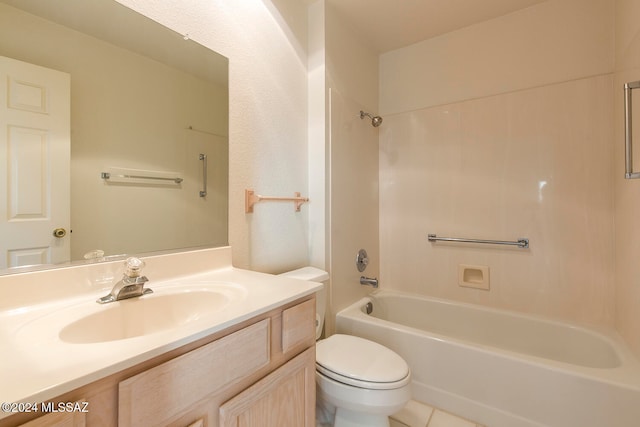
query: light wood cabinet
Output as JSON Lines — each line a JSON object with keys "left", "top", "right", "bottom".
{"left": 2, "top": 296, "right": 316, "bottom": 427}
{"left": 219, "top": 347, "right": 315, "bottom": 427}
{"left": 119, "top": 319, "right": 271, "bottom": 426}
{"left": 17, "top": 409, "right": 86, "bottom": 427}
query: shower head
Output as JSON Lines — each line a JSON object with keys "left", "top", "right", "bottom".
{"left": 360, "top": 110, "right": 383, "bottom": 127}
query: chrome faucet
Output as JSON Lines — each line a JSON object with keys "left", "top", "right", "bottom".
{"left": 96, "top": 257, "right": 152, "bottom": 304}
{"left": 360, "top": 276, "right": 379, "bottom": 288}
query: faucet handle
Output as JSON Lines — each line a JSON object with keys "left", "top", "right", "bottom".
{"left": 124, "top": 257, "right": 145, "bottom": 278}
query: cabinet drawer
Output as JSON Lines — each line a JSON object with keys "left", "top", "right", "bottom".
{"left": 281, "top": 299, "right": 315, "bottom": 354}
{"left": 119, "top": 319, "right": 270, "bottom": 427}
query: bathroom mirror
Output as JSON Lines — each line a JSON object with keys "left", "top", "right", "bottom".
{"left": 0, "top": 0, "right": 229, "bottom": 274}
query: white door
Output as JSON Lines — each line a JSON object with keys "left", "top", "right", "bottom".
{"left": 0, "top": 56, "right": 70, "bottom": 269}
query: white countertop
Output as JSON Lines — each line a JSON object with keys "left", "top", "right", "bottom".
{"left": 0, "top": 247, "right": 321, "bottom": 419}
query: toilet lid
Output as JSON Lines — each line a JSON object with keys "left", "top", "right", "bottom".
{"left": 316, "top": 334, "right": 410, "bottom": 389}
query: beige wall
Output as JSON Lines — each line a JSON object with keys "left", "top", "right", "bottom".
{"left": 114, "top": 0, "right": 311, "bottom": 272}
{"left": 307, "top": 0, "right": 327, "bottom": 271}
{"left": 614, "top": 0, "right": 640, "bottom": 356}
{"left": 379, "top": 0, "right": 617, "bottom": 327}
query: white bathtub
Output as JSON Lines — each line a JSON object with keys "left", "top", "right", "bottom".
{"left": 336, "top": 290, "right": 640, "bottom": 427}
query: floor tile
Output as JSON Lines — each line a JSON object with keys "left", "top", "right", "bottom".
{"left": 316, "top": 399, "right": 481, "bottom": 427}
{"left": 390, "top": 419, "right": 412, "bottom": 427}
{"left": 427, "top": 409, "right": 477, "bottom": 427}
{"left": 392, "top": 400, "right": 434, "bottom": 427}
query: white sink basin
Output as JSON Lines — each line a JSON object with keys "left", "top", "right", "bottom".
{"left": 15, "top": 282, "right": 247, "bottom": 345}
{"left": 59, "top": 290, "right": 232, "bottom": 344}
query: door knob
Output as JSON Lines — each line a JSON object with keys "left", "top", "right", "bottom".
{"left": 53, "top": 228, "right": 67, "bottom": 238}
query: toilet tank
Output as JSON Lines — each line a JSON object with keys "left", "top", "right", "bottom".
{"left": 278, "top": 267, "right": 329, "bottom": 340}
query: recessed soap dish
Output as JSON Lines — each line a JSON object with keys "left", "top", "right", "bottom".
{"left": 458, "top": 264, "right": 490, "bottom": 290}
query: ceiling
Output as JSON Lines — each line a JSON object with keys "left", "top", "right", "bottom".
{"left": 1, "top": 0, "right": 228, "bottom": 85}
{"left": 326, "top": 0, "right": 548, "bottom": 53}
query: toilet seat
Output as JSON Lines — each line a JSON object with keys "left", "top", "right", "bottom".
{"left": 316, "top": 334, "right": 410, "bottom": 390}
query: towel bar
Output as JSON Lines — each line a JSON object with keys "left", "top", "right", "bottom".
{"left": 624, "top": 80, "right": 640, "bottom": 179}
{"left": 101, "top": 171, "right": 183, "bottom": 184}
{"left": 245, "top": 189, "right": 309, "bottom": 213}
{"left": 428, "top": 234, "right": 529, "bottom": 249}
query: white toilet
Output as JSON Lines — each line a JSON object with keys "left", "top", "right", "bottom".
{"left": 279, "top": 268, "right": 411, "bottom": 427}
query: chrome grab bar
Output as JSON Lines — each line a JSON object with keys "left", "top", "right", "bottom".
{"left": 101, "top": 172, "right": 183, "bottom": 184}
{"left": 624, "top": 80, "right": 640, "bottom": 179}
{"left": 428, "top": 234, "right": 529, "bottom": 249}
{"left": 199, "top": 153, "right": 207, "bottom": 197}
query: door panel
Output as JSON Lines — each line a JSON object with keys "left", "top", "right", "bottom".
{"left": 0, "top": 56, "right": 70, "bottom": 269}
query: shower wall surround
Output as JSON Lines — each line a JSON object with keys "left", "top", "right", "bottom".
{"left": 379, "top": 76, "right": 614, "bottom": 326}
{"left": 379, "top": 0, "right": 613, "bottom": 115}
{"left": 614, "top": 0, "right": 640, "bottom": 357}
{"left": 379, "top": 0, "right": 617, "bottom": 328}
{"left": 324, "top": 2, "right": 380, "bottom": 335}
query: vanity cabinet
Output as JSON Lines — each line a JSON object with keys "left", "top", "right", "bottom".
{"left": 16, "top": 410, "right": 86, "bottom": 427}
{"left": 3, "top": 297, "right": 316, "bottom": 427}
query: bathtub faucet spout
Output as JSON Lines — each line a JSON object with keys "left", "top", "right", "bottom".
{"left": 360, "top": 276, "right": 379, "bottom": 288}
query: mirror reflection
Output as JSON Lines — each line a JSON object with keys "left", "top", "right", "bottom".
{"left": 0, "top": 0, "right": 229, "bottom": 274}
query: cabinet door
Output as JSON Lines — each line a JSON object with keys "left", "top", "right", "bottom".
{"left": 219, "top": 347, "right": 315, "bottom": 427}
{"left": 18, "top": 410, "right": 85, "bottom": 427}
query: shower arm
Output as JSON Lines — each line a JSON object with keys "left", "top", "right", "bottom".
{"left": 359, "top": 110, "right": 383, "bottom": 127}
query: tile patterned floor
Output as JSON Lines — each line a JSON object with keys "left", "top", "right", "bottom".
{"left": 316, "top": 400, "right": 484, "bottom": 427}
{"left": 390, "top": 400, "right": 485, "bottom": 427}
